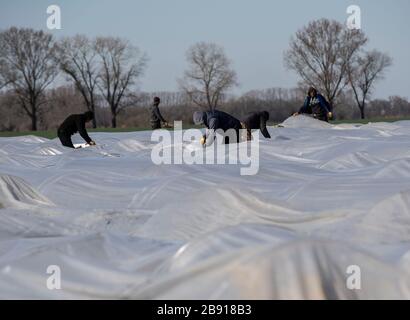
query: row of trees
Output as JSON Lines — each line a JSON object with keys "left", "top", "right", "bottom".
{"left": 0, "top": 19, "right": 395, "bottom": 131}
{"left": 175, "top": 19, "right": 393, "bottom": 120}
{"left": 284, "top": 19, "right": 392, "bottom": 119}
{"left": 0, "top": 28, "right": 147, "bottom": 130}
{"left": 2, "top": 86, "right": 409, "bottom": 132}
{"left": 84, "top": 91, "right": 410, "bottom": 125}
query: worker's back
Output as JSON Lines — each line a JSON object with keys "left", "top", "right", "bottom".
{"left": 58, "top": 114, "right": 86, "bottom": 136}
{"left": 205, "top": 110, "right": 241, "bottom": 131}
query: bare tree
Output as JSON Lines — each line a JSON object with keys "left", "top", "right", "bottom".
{"left": 348, "top": 50, "right": 392, "bottom": 119}
{"left": 58, "top": 35, "right": 100, "bottom": 128}
{"left": 0, "top": 27, "right": 59, "bottom": 130}
{"left": 0, "top": 60, "right": 11, "bottom": 90}
{"left": 179, "top": 42, "right": 238, "bottom": 111}
{"left": 95, "top": 37, "right": 147, "bottom": 128}
{"left": 284, "top": 19, "right": 367, "bottom": 110}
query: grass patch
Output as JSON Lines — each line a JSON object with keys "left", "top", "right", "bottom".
{"left": 0, "top": 127, "right": 150, "bottom": 139}
{"left": 330, "top": 117, "right": 410, "bottom": 125}
{"left": 1, "top": 117, "right": 410, "bottom": 138}
{"left": 0, "top": 130, "right": 57, "bottom": 139}
{"left": 0, "top": 125, "right": 198, "bottom": 139}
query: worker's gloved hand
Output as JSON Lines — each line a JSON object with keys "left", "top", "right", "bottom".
{"left": 200, "top": 136, "right": 206, "bottom": 146}
{"left": 88, "top": 141, "right": 96, "bottom": 146}
{"left": 328, "top": 112, "right": 333, "bottom": 119}
{"left": 293, "top": 112, "right": 300, "bottom": 117}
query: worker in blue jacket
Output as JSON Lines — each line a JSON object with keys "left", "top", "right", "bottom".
{"left": 193, "top": 110, "right": 242, "bottom": 146}
{"left": 293, "top": 87, "right": 333, "bottom": 122}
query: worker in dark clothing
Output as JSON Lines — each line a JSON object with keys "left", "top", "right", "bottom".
{"left": 57, "top": 111, "right": 95, "bottom": 148}
{"left": 241, "top": 111, "right": 271, "bottom": 141}
{"left": 150, "top": 97, "right": 168, "bottom": 129}
{"left": 293, "top": 87, "right": 332, "bottom": 122}
{"left": 193, "top": 110, "right": 242, "bottom": 146}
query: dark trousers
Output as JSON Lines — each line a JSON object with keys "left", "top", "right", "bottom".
{"left": 151, "top": 121, "right": 161, "bottom": 130}
{"left": 58, "top": 130, "right": 75, "bottom": 148}
{"left": 313, "top": 113, "right": 329, "bottom": 122}
{"left": 223, "top": 128, "right": 241, "bottom": 144}
{"left": 240, "top": 122, "right": 253, "bottom": 141}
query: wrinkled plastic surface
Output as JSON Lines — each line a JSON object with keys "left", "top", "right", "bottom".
{"left": 1, "top": 115, "right": 410, "bottom": 299}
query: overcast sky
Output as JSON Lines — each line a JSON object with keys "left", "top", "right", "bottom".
{"left": 1, "top": 0, "right": 409, "bottom": 99}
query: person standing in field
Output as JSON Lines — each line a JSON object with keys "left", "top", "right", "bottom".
{"left": 150, "top": 97, "right": 168, "bottom": 129}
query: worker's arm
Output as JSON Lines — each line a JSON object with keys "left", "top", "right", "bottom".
{"left": 297, "top": 97, "right": 312, "bottom": 115}
{"left": 260, "top": 116, "right": 271, "bottom": 139}
{"left": 203, "top": 118, "right": 218, "bottom": 147}
{"left": 317, "top": 95, "right": 330, "bottom": 115}
{"left": 76, "top": 118, "right": 93, "bottom": 144}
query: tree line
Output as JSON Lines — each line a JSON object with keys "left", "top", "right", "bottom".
{"left": 0, "top": 19, "right": 399, "bottom": 131}
{"left": 1, "top": 85, "right": 409, "bottom": 132}
{"left": 285, "top": 19, "right": 393, "bottom": 119}
{"left": 0, "top": 28, "right": 147, "bottom": 130}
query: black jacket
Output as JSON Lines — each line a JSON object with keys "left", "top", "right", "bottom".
{"left": 58, "top": 114, "right": 92, "bottom": 143}
{"left": 241, "top": 112, "right": 271, "bottom": 138}
{"left": 150, "top": 104, "right": 166, "bottom": 123}
{"left": 193, "top": 110, "right": 241, "bottom": 146}
{"left": 199, "top": 110, "right": 241, "bottom": 131}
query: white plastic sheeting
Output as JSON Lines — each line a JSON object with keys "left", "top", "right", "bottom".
{"left": 1, "top": 115, "right": 410, "bottom": 299}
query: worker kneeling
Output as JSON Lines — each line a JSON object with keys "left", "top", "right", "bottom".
{"left": 193, "top": 110, "right": 242, "bottom": 147}
{"left": 293, "top": 87, "right": 332, "bottom": 122}
{"left": 58, "top": 111, "right": 96, "bottom": 148}
{"left": 240, "top": 111, "right": 271, "bottom": 141}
